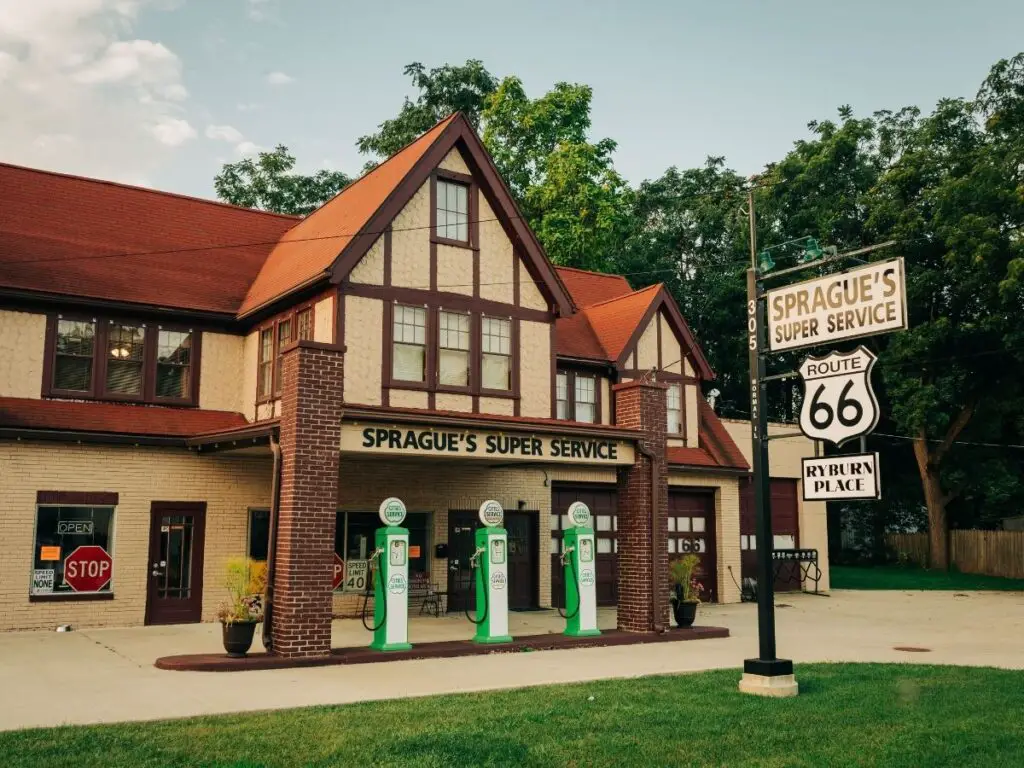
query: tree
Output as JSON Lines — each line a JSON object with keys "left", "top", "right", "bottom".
{"left": 214, "top": 145, "right": 352, "bottom": 216}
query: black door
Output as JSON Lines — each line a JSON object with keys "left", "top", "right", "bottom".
{"left": 446, "top": 511, "right": 478, "bottom": 612}
{"left": 505, "top": 511, "right": 538, "bottom": 610}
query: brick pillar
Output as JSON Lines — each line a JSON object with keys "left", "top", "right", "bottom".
{"left": 271, "top": 341, "right": 344, "bottom": 657}
{"left": 614, "top": 380, "right": 669, "bottom": 633}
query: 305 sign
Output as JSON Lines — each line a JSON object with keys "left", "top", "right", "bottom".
{"left": 798, "top": 347, "right": 879, "bottom": 446}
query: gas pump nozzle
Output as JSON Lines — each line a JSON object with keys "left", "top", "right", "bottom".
{"left": 468, "top": 546, "right": 486, "bottom": 569}
{"left": 559, "top": 544, "right": 576, "bottom": 568}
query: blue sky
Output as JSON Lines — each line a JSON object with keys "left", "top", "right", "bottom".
{"left": 1, "top": 0, "right": 1021, "bottom": 198}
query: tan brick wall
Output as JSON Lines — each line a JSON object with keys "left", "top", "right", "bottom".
{"left": 519, "top": 319, "right": 551, "bottom": 418}
{"left": 391, "top": 181, "right": 430, "bottom": 289}
{"left": 0, "top": 442, "right": 271, "bottom": 631}
{"left": 669, "top": 471, "right": 742, "bottom": 604}
{"left": 350, "top": 236, "right": 384, "bottom": 284}
{"left": 478, "top": 193, "right": 514, "bottom": 304}
{"left": 343, "top": 295, "right": 383, "bottom": 405}
{"left": 198, "top": 331, "right": 245, "bottom": 413}
{"left": 0, "top": 310, "right": 46, "bottom": 399}
{"left": 314, "top": 294, "right": 335, "bottom": 343}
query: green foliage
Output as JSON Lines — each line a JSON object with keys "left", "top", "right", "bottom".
{"left": 668, "top": 554, "right": 702, "bottom": 602}
{"left": 217, "top": 557, "right": 267, "bottom": 624}
{"left": 213, "top": 145, "right": 351, "bottom": 216}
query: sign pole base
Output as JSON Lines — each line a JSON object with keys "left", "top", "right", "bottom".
{"left": 739, "top": 658, "right": 798, "bottom": 698}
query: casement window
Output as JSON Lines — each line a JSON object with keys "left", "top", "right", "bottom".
{"left": 46, "top": 316, "right": 198, "bottom": 405}
{"left": 393, "top": 304, "right": 427, "bottom": 382}
{"left": 273, "top": 318, "right": 293, "bottom": 396}
{"left": 334, "top": 512, "right": 430, "bottom": 588}
{"left": 556, "top": 372, "right": 569, "bottom": 419}
{"left": 555, "top": 369, "right": 601, "bottom": 424}
{"left": 31, "top": 503, "right": 116, "bottom": 596}
{"left": 667, "top": 383, "right": 683, "bottom": 434}
{"left": 435, "top": 178, "right": 469, "bottom": 243}
{"left": 296, "top": 308, "right": 314, "bottom": 342}
{"left": 257, "top": 328, "right": 274, "bottom": 399}
{"left": 256, "top": 304, "right": 316, "bottom": 401}
{"left": 438, "top": 310, "right": 470, "bottom": 387}
{"left": 481, "top": 316, "right": 511, "bottom": 391}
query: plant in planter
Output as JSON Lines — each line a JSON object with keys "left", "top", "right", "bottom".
{"left": 669, "top": 554, "right": 704, "bottom": 628}
{"left": 217, "top": 557, "right": 267, "bottom": 657}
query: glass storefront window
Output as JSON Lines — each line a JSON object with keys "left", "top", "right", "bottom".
{"left": 32, "top": 505, "right": 115, "bottom": 595}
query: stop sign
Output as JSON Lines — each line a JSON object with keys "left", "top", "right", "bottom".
{"left": 332, "top": 554, "right": 345, "bottom": 591}
{"left": 63, "top": 545, "right": 112, "bottom": 592}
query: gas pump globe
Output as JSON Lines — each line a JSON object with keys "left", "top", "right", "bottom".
{"left": 470, "top": 499, "right": 513, "bottom": 644}
{"left": 368, "top": 496, "right": 412, "bottom": 651}
{"left": 562, "top": 501, "right": 601, "bottom": 637}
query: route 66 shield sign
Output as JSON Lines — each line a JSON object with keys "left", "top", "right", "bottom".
{"left": 798, "top": 346, "right": 880, "bottom": 446}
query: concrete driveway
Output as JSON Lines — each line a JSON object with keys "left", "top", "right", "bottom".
{"left": 0, "top": 589, "right": 1021, "bottom": 731}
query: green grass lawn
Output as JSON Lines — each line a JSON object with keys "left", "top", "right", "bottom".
{"left": 3, "top": 664, "right": 1024, "bottom": 767}
{"left": 831, "top": 565, "right": 1024, "bottom": 591}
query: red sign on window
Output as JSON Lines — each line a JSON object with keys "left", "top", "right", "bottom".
{"left": 332, "top": 554, "right": 345, "bottom": 591}
{"left": 63, "top": 545, "right": 112, "bottom": 592}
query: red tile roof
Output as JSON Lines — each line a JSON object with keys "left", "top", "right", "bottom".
{"left": 0, "top": 163, "right": 297, "bottom": 314}
{"left": 239, "top": 115, "right": 458, "bottom": 315}
{"left": 555, "top": 266, "right": 633, "bottom": 307}
{"left": 582, "top": 284, "right": 663, "bottom": 361}
{"left": 667, "top": 399, "right": 748, "bottom": 471}
{"left": 0, "top": 397, "right": 248, "bottom": 438}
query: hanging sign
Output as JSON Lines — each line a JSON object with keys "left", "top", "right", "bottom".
{"left": 802, "top": 453, "right": 881, "bottom": 500}
{"left": 767, "top": 258, "right": 907, "bottom": 352}
{"left": 798, "top": 346, "right": 879, "bottom": 446}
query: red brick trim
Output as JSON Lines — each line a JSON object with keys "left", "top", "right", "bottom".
{"left": 37, "top": 490, "right": 119, "bottom": 505}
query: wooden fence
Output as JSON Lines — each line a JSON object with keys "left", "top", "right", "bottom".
{"left": 885, "top": 531, "right": 1024, "bottom": 579}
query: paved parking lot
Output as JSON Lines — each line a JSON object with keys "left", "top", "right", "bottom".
{"left": 0, "top": 589, "right": 1021, "bottom": 731}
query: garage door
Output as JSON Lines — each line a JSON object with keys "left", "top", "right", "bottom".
{"left": 668, "top": 490, "right": 718, "bottom": 603}
{"left": 551, "top": 485, "right": 617, "bottom": 607}
{"left": 740, "top": 478, "right": 800, "bottom": 592}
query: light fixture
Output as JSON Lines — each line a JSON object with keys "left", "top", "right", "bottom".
{"left": 797, "top": 238, "right": 824, "bottom": 264}
{"left": 756, "top": 250, "right": 776, "bottom": 274}
{"left": 110, "top": 346, "right": 131, "bottom": 359}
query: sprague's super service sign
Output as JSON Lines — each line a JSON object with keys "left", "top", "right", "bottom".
{"left": 766, "top": 258, "right": 907, "bottom": 352}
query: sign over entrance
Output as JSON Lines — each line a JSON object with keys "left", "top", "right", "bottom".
{"left": 803, "top": 453, "right": 881, "bottom": 501}
{"left": 767, "top": 258, "right": 907, "bottom": 351}
{"left": 798, "top": 346, "right": 879, "bottom": 446}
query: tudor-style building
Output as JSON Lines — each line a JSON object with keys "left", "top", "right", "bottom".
{"left": 0, "top": 114, "right": 828, "bottom": 649}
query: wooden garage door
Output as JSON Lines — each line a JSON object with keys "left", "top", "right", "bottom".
{"left": 551, "top": 485, "right": 617, "bottom": 607}
{"left": 740, "top": 478, "right": 800, "bottom": 592}
{"left": 667, "top": 490, "right": 718, "bottom": 603}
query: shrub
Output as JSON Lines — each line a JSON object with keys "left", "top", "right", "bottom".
{"left": 218, "top": 557, "right": 267, "bottom": 624}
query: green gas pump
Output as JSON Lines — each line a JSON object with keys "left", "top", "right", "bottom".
{"left": 562, "top": 501, "right": 601, "bottom": 637}
{"left": 365, "top": 496, "right": 412, "bottom": 651}
{"left": 466, "top": 499, "right": 513, "bottom": 644}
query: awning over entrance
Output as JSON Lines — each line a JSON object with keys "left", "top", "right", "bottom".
{"left": 341, "top": 406, "right": 636, "bottom": 466}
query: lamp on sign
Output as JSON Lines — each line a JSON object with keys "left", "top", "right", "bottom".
{"left": 378, "top": 497, "right": 407, "bottom": 526}
{"left": 478, "top": 500, "right": 504, "bottom": 528}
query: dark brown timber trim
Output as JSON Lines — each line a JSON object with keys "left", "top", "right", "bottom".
{"left": 37, "top": 490, "right": 119, "bottom": 505}
{"left": 343, "top": 283, "right": 551, "bottom": 323}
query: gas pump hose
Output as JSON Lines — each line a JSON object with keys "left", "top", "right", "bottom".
{"left": 361, "top": 557, "right": 387, "bottom": 632}
{"left": 464, "top": 563, "right": 489, "bottom": 626}
{"left": 556, "top": 548, "right": 582, "bottom": 620}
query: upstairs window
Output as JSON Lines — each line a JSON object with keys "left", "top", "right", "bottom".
{"left": 47, "top": 316, "right": 199, "bottom": 405}
{"left": 273, "top": 318, "right": 293, "bottom": 396}
{"left": 257, "top": 328, "right": 274, "bottom": 400}
{"left": 481, "top": 316, "right": 511, "bottom": 391}
{"left": 556, "top": 369, "right": 599, "bottom": 423}
{"left": 393, "top": 305, "right": 427, "bottom": 382}
{"left": 667, "top": 383, "right": 682, "bottom": 434}
{"left": 438, "top": 310, "right": 470, "bottom": 387}
{"left": 436, "top": 179, "right": 469, "bottom": 242}
{"left": 296, "top": 308, "right": 314, "bottom": 342}
{"left": 556, "top": 372, "right": 569, "bottom": 419}
{"left": 574, "top": 374, "right": 596, "bottom": 423}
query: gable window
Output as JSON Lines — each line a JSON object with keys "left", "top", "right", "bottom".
{"left": 438, "top": 310, "right": 470, "bottom": 387}
{"left": 53, "top": 319, "right": 96, "bottom": 393}
{"left": 436, "top": 178, "right": 469, "bottom": 242}
{"left": 393, "top": 304, "right": 427, "bottom": 382}
{"left": 46, "top": 316, "right": 199, "bottom": 405}
{"left": 556, "top": 372, "right": 569, "bottom": 419}
{"left": 257, "top": 328, "right": 274, "bottom": 399}
{"left": 574, "top": 374, "right": 596, "bottom": 423}
{"left": 667, "top": 382, "right": 682, "bottom": 434}
{"left": 481, "top": 316, "right": 511, "bottom": 391}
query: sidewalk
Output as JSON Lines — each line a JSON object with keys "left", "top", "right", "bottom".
{"left": 1, "top": 590, "right": 1021, "bottom": 731}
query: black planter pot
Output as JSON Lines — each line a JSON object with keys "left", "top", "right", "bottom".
{"left": 222, "top": 620, "right": 258, "bottom": 657}
{"left": 673, "top": 600, "right": 699, "bottom": 628}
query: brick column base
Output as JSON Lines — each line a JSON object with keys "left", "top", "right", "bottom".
{"left": 614, "top": 380, "right": 669, "bottom": 633}
{"left": 270, "top": 341, "right": 344, "bottom": 657}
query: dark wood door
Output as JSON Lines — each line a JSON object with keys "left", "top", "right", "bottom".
{"left": 446, "top": 511, "right": 478, "bottom": 612}
{"left": 551, "top": 485, "right": 618, "bottom": 607}
{"left": 504, "top": 511, "right": 538, "bottom": 610}
{"left": 668, "top": 490, "right": 718, "bottom": 603}
{"left": 145, "top": 502, "right": 207, "bottom": 625}
{"left": 740, "top": 478, "right": 801, "bottom": 592}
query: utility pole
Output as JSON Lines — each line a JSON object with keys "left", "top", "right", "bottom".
{"left": 741, "top": 189, "right": 795, "bottom": 694}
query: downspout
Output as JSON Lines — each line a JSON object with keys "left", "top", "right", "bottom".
{"left": 262, "top": 433, "right": 282, "bottom": 653}
{"left": 636, "top": 443, "right": 666, "bottom": 634}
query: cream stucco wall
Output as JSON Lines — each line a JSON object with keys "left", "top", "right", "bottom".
{"left": 658, "top": 312, "right": 682, "bottom": 374}
{"left": 240, "top": 329, "right": 259, "bottom": 421}
{"left": 519, "top": 268, "right": 547, "bottom": 311}
{"left": 435, "top": 393, "right": 472, "bottom": 412}
{"left": 350, "top": 236, "right": 385, "bottom": 285}
{"left": 684, "top": 383, "right": 699, "bottom": 448}
{"left": 343, "top": 296, "right": 383, "bottom": 406}
{"left": 519, "top": 320, "right": 551, "bottom": 418}
{"left": 436, "top": 244, "right": 473, "bottom": 295}
{"left": 478, "top": 194, "right": 514, "bottom": 304}
{"left": 0, "top": 310, "right": 46, "bottom": 399}
{"left": 0, "top": 442, "right": 271, "bottom": 631}
{"left": 438, "top": 148, "right": 470, "bottom": 175}
{"left": 391, "top": 181, "right": 431, "bottom": 289}
{"left": 198, "top": 332, "right": 245, "bottom": 413}
{"left": 390, "top": 389, "right": 429, "bottom": 409}
{"left": 721, "top": 418, "right": 830, "bottom": 591}
{"left": 635, "top": 314, "right": 658, "bottom": 370}
{"left": 314, "top": 294, "right": 335, "bottom": 343}
{"left": 600, "top": 376, "right": 611, "bottom": 425}
{"left": 479, "top": 396, "right": 514, "bottom": 416}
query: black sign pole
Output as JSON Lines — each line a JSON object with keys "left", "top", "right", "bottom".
{"left": 744, "top": 192, "right": 793, "bottom": 681}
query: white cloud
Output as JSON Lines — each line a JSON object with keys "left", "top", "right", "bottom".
{"left": 265, "top": 70, "right": 293, "bottom": 85}
{"left": 235, "top": 140, "right": 261, "bottom": 156}
{"left": 0, "top": 0, "right": 193, "bottom": 182}
{"left": 246, "top": 0, "right": 272, "bottom": 21}
{"left": 236, "top": 102, "right": 262, "bottom": 112}
{"left": 205, "top": 124, "right": 244, "bottom": 143}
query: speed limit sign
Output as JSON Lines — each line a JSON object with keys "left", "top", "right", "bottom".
{"left": 798, "top": 346, "right": 879, "bottom": 446}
